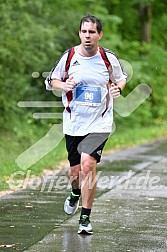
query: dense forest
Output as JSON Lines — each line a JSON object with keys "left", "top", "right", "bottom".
{"left": 0, "top": 0, "right": 167, "bottom": 187}
{"left": 1, "top": 0, "right": 167, "bottom": 128}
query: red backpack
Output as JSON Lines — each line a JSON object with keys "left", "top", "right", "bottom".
{"left": 64, "top": 46, "right": 112, "bottom": 114}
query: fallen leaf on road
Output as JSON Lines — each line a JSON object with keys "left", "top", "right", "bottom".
{"left": 0, "top": 244, "right": 15, "bottom": 247}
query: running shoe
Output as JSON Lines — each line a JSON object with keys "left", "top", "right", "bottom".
{"left": 78, "top": 215, "right": 93, "bottom": 234}
{"left": 64, "top": 192, "right": 80, "bottom": 215}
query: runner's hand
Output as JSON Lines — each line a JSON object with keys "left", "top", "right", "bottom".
{"left": 63, "top": 77, "right": 78, "bottom": 92}
{"left": 110, "top": 83, "right": 121, "bottom": 98}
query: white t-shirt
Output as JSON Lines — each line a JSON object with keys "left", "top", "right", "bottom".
{"left": 45, "top": 46, "right": 127, "bottom": 136}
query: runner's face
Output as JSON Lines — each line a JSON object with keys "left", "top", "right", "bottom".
{"left": 79, "top": 22, "right": 103, "bottom": 52}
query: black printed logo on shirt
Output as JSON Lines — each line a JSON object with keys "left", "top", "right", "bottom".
{"left": 72, "top": 60, "right": 80, "bottom": 66}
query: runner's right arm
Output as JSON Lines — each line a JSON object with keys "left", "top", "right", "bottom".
{"left": 50, "top": 77, "right": 77, "bottom": 93}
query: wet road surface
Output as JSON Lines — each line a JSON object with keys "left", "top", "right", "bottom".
{"left": 0, "top": 137, "right": 167, "bottom": 251}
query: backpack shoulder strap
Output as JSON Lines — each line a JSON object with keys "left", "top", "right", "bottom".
{"left": 64, "top": 47, "right": 75, "bottom": 114}
{"left": 99, "top": 47, "right": 112, "bottom": 117}
{"left": 99, "top": 47, "right": 110, "bottom": 69}
{"left": 99, "top": 46, "right": 112, "bottom": 77}
{"left": 65, "top": 47, "right": 75, "bottom": 73}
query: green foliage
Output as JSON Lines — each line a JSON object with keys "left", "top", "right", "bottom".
{"left": 0, "top": 0, "right": 62, "bottom": 128}
{"left": 1, "top": 0, "right": 166, "bottom": 130}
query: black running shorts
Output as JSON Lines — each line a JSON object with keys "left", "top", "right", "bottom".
{"left": 65, "top": 133, "right": 110, "bottom": 166}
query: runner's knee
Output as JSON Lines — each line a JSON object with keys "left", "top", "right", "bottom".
{"left": 81, "top": 153, "right": 96, "bottom": 176}
{"left": 68, "top": 164, "right": 81, "bottom": 178}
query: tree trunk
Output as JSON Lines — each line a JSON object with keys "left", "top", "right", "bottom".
{"left": 139, "top": 3, "right": 152, "bottom": 43}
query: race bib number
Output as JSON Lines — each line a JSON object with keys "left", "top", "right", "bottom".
{"left": 75, "top": 86, "right": 101, "bottom": 106}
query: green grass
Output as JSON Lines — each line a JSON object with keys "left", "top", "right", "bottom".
{"left": 104, "top": 122, "right": 167, "bottom": 151}
{"left": 0, "top": 121, "right": 167, "bottom": 191}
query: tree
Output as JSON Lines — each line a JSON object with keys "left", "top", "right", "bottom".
{"left": 139, "top": 2, "right": 152, "bottom": 43}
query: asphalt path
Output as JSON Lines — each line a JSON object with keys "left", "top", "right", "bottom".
{"left": 0, "top": 137, "right": 167, "bottom": 252}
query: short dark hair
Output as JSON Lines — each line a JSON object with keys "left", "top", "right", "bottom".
{"left": 79, "top": 14, "right": 103, "bottom": 34}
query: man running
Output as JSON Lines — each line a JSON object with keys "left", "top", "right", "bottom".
{"left": 45, "top": 14, "right": 127, "bottom": 234}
